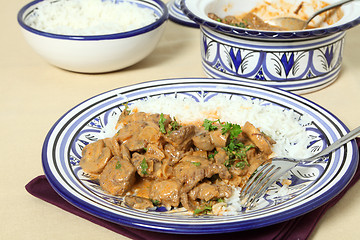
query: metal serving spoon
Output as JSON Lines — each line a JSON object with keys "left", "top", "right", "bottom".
{"left": 267, "top": 0, "right": 354, "bottom": 30}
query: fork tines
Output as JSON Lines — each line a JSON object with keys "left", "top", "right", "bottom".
{"left": 240, "top": 162, "right": 281, "bottom": 210}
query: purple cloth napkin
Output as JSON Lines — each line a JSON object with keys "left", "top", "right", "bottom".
{"left": 26, "top": 138, "right": 360, "bottom": 240}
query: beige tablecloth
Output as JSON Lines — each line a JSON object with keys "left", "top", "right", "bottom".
{"left": 1, "top": 1, "right": 360, "bottom": 239}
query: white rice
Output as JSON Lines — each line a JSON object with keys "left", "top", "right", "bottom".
{"left": 25, "top": 0, "right": 157, "bottom": 35}
{"left": 100, "top": 94, "right": 313, "bottom": 214}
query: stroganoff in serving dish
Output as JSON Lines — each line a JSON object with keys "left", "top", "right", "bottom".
{"left": 207, "top": 0, "right": 344, "bottom": 31}
{"left": 80, "top": 105, "right": 279, "bottom": 215}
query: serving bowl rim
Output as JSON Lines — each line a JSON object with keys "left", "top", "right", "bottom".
{"left": 180, "top": 0, "right": 360, "bottom": 40}
{"left": 17, "top": 0, "right": 169, "bottom": 41}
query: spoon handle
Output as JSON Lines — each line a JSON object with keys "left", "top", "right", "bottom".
{"left": 311, "top": 125, "right": 360, "bottom": 159}
{"left": 306, "top": 0, "right": 355, "bottom": 25}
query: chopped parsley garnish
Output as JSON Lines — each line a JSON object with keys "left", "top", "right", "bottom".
{"left": 208, "top": 150, "right": 218, "bottom": 159}
{"left": 235, "top": 161, "right": 247, "bottom": 169}
{"left": 191, "top": 162, "right": 201, "bottom": 166}
{"left": 220, "top": 122, "right": 242, "bottom": 139}
{"left": 140, "top": 158, "right": 148, "bottom": 175}
{"left": 151, "top": 199, "right": 160, "bottom": 206}
{"left": 202, "top": 119, "right": 219, "bottom": 131}
{"left": 170, "top": 118, "right": 181, "bottom": 131}
{"left": 223, "top": 141, "right": 254, "bottom": 169}
{"left": 202, "top": 118, "right": 251, "bottom": 169}
{"left": 194, "top": 205, "right": 212, "bottom": 215}
{"left": 203, "top": 119, "right": 242, "bottom": 140}
{"left": 159, "top": 114, "right": 182, "bottom": 135}
{"left": 122, "top": 102, "right": 131, "bottom": 114}
{"left": 159, "top": 113, "right": 167, "bottom": 134}
{"left": 115, "top": 160, "right": 121, "bottom": 169}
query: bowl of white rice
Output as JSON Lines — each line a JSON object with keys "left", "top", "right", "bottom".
{"left": 17, "top": 0, "right": 168, "bottom": 73}
{"left": 181, "top": 0, "right": 360, "bottom": 94}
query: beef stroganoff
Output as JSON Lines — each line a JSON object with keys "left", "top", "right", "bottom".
{"left": 80, "top": 95, "right": 312, "bottom": 215}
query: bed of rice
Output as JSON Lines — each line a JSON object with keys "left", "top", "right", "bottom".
{"left": 25, "top": 0, "right": 157, "bottom": 35}
{"left": 101, "top": 94, "right": 313, "bottom": 215}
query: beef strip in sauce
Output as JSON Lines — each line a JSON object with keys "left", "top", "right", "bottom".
{"left": 99, "top": 156, "right": 136, "bottom": 196}
{"left": 80, "top": 111, "right": 275, "bottom": 214}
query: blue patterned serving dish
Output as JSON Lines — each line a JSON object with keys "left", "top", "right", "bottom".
{"left": 181, "top": 0, "right": 360, "bottom": 93}
{"left": 42, "top": 78, "right": 358, "bottom": 234}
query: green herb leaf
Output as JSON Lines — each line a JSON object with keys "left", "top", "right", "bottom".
{"left": 194, "top": 205, "right": 212, "bottom": 215}
{"left": 140, "top": 158, "right": 148, "bottom": 175}
{"left": 223, "top": 139, "right": 253, "bottom": 168}
{"left": 115, "top": 160, "right": 121, "bottom": 169}
{"left": 122, "top": 102, "right": 131, "bottom": 114}
{"left": 208, "top": 150, "right": 218, "bottom": 159}
{"left": 170, "top": 119, "right": 181, "bottom": 131}
{"left": 220, "top": 122, "right": 242, "bottom": 139}
{"left": 151, "top": 199, "right": 160, "bottom": 206}
{"left": 202, "top": 119, "right": 219, "bottom": 131}
{"left": 159, "top": 113, "right": 167, "bottom": 134}
{"left": 235, "top": 161, "right": 246, "bottom": 169}
{"left": 191, "top": 162, "right": 201, "bottom": 166}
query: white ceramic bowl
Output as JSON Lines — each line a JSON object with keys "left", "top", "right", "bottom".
{"left": 181, "top": 0, "right": 360, "bottom": 93}
{"left": 17, "top": 0, "right": 168, "bottom": 73}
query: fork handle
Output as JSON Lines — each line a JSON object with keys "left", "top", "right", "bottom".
{"left": 310, "top": 125, "right": 360, "bottom": 160}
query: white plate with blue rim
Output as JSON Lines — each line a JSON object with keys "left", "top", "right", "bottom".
{"left": 42, "top": 78, "right": 358, "bottom": 234}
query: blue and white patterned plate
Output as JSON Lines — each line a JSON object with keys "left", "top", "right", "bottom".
{"left": 167, "top": 0, "right": 198, "bottom": 28}
{"left": 42, "top": 78, "right": 358, "bottom": 234}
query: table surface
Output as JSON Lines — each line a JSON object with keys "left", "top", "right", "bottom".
{"left": 2, "top": 1, "right": 360, "bottom": 239}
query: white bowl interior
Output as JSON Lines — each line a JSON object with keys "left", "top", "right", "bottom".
{"left": 189, "top": 0, "right": 360, "bottom": 30}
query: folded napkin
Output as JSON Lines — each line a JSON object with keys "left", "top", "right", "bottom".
{"left": 26, "top": 138, "right": 360, "bottom": 240}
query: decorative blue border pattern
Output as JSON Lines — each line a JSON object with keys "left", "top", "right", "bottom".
{"left": 200, "top": 27, "right": 345, "bottom": 93}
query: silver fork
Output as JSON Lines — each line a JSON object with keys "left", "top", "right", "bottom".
{"left": 240, "top": 125, "right": 360, "bottom": 210}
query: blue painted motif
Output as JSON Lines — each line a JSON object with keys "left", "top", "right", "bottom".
{"left": 324, "top": 45, "right": 334, "bottom": 68}
{"left": 280, "top": 53, "right": 295, "bottom": 77}
{"left": 88, "top": 116, "right": 103, "bottom": 129}
{"left": 70, "top": 155, "right": 80, "bottom": 166}
{"left": 229, "top": 48, "right": 242, "bottom": 72}
{"left": 255, "top": 68, "right": 265, "bottom": 80}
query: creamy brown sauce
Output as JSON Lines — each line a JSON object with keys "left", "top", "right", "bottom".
{"left": 80, "top": 111, "right": 275, "bottom": 214}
